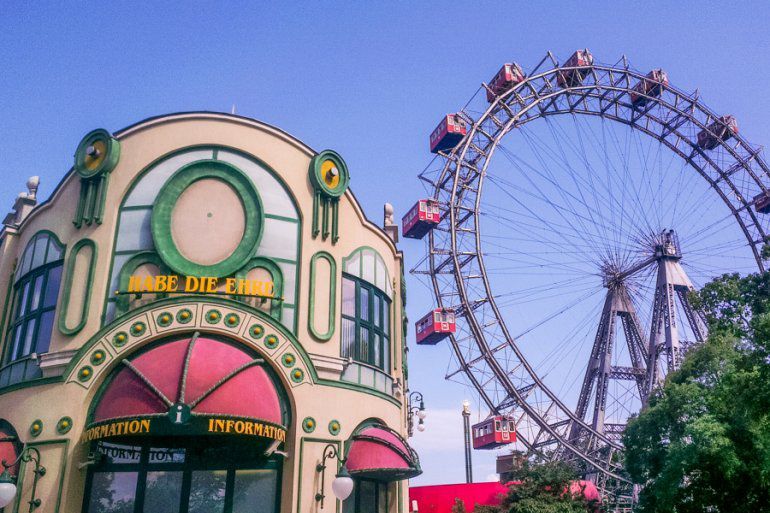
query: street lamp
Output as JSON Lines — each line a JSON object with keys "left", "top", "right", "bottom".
{"left": 315, "top": 444, "right": 354, "bottom": 508}
{"left": 0, "top": 446, "right": 45, "bottom": 512}
{"left": 407, "top": 391, "right": 427, "bottom": 436}
{"left": 462, "top": 399, "right": 473, "bottom": 484}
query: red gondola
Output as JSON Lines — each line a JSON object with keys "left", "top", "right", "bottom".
{"left": 415, "top": 309, "right": 456, "bottom": 345}
{"left": 754, "top": 191, "right": 770, "bottom": 214}
{"left": 557, "top": 49, "right": 594, "bottom": 88}
{"left": 486, "top": 63, "right": 526, "bottom": 102}
{"left": 402, "top": 199, "right": 440, "bottom": 239}
{"left": 697, "top": 115, "right": 738, "bottom": 150}
{"left": 629, "top": 69, "right": 669, "bottom": 106}
{"left": 472, "top": 416, "right": 516, "bottom": 450}
{"left": 430, "top": 114, "right": 467, "bottom": 154}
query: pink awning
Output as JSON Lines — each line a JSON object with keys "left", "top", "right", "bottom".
{"left": 345, "top": 425, "right": 421, "bottom": 481}
{"left": 0, "top": 424, "right": 20, "bottom": 476}
{"left": 86, "top": 333, "right": 286, "bottom": 444}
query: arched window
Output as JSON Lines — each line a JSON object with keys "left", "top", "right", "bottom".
{"left": 236, "top": 257, "right": 283, "bottom": 321}
{"left": 341, "top": 248, "right": 392, "bottom": 373}
{"left": 1, "top": 232, "right": 64, "bottom": 386}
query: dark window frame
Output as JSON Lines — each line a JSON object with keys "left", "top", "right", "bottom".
{"left": 341, "top": 274, "right": 391, "bottom": 372}
{"left": 342, "top": 478, "right": 390, "bottom": 513}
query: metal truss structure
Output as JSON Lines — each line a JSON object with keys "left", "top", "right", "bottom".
{"left": 412, "top": 52, "right": 770, "bottom": 504}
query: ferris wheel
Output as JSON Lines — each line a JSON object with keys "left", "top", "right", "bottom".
{"left": 406, "top": 50, "right": 770, "bottom": 502}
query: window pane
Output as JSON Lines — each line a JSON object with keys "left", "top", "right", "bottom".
{"left": 17, "top": 282, "right": 30, "bottom": 316}
{"left": 378, "top": 482, "right": 388, "bottom": 513}
{"left": 384, "top": 302, "right": 390, "bottom": 336}
{"left": 9, "top": 326, "right": 23, "bottom": 362}
{"left": 21, "top": 318, "right": 37, "bottom": 356}
{"left": 31, "top": 236, "right": 47, "bottom": 270}
{"left": 29, "top": 274, "right": 43, "bottom": 311}
{"left": 374, "top": 334, "right": 382, "bottom": 369}
{"left": 188, "top": 470, "right": 227, "bottom": 513}
{"left": 342, "top": 278, "right": 356, "bottom": 317}
{"left": 362, "top": 251, "right": 375, "bottom": 284}
{"left": 374, "top": 294, "right": 382, "bottom": 328}
{"left": 87, "top": 471, "right": 138, "bottom": 513}
{"left": 34, "top": 310, "right": 55, "bottom": 354}
{"left": 232, "top": 469, "right": 277, "bottom": 513}
{"left": 144, "top": 471, "right": 183, "bottom": 513}
{"left": 341, "top": 319, "right": 356, "bottom": 359}
{"left": 46, "top": 238, "right": 63, "bottom": 262}
{"left": 360, "top": 287, "right": 369, "bottom": 322}
{"left": 383, "top": 336, "right": 390, "bottom": 372}
{"left": 43, "top": 265, "right": 63, "bottom": 308}
{"left": 359, "top": 327, "right": 370, "bottom": 363}
{"left": 359, "top": 481, "right": 377, "bottom": 512}
{"left": 97, "top": 443, "right": 142, "bottom": 464}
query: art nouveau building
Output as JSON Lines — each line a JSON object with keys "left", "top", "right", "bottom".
{"left": 0, "top": 113, "right": 419, "bottom": 513}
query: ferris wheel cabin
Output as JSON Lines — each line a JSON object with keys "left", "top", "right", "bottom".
{"left": 697, "top": 115, "right": 739, "bottom": 150}
{"left": 415, "top": 309, "right": 456, "bottom": 345}
{"left": 429, "top": 114, "right": 467, "bottom": 154}
{"left": 754, "top": 191, "right": 770, "bottom": 214}
{"left": 629, "top": 69, "right": 669, "bottom": 106}
{"left": 557, "top": 49, "right": 594, "bottom": 88}
{"left": 486, "top": 63, "right": 526, "bottom": 102}
{"left": 402, "top": 199, "right": 440, "bottom": 239}
{"left": 472, "top": 416, "right": 516, "bottom": 450}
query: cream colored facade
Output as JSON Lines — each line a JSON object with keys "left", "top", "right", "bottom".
{"left": 0, "top": 113, "right": 414, "bottom": 513}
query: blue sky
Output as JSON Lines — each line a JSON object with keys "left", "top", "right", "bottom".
{"left": 2, "top": 1, "right": 770, "bottom": 485}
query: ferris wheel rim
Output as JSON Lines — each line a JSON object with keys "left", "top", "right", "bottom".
{"left": 423, "top": 53, "right": 770, "bottom": 490}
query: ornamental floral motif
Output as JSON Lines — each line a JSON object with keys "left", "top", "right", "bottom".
{"left": 90, "top": 350, "right": 106, "bottom": 365}
{"left": 113, "top": 331, "right": 129, "bottom": 347}
{"left": 157, "top": 312, "right": 173, "bottom": 327}
{"left": 176, "top": 309, "right": 193, "bottom": 324}
{"left": 302, "top": 417, "right": 316, "bottom": 433}
{"left": 249, "top": 324, "right": 265, "bottom": 339}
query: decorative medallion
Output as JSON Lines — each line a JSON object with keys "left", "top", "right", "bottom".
{"left": 309, "top": 150, "right": 349, "bottom": 244}
{"left": 151, "top": 161, "right": 263, "bottom": 278}
{"left": 290, "top": 368, "right": 304, "bottom": 383}
{"left": 130, "top": 322, "right": 147, "bottom": 337}
{"left": 328, "top": 420, "right": 341, "bottom": 436}
{"left": 176, "top": 309, "right": 193, "bottom": 324}
{"left": 78, "top": 366, "right": 94, "bottom": 382}
{"left": 205, "top": 309, "right": 222, "bottom": 324}
{"left": 57, "top": 417, "right": 73, "bottom": 435}
{"left": 73, "top": 128, "right": 120, "bottom": 228}
{"left": 249, "top": 324, "right": 265, "bottom": 339}
{"left": 157, "top": 312, "right": 173, "bottom": 327}
{"left": 113, "top": 331, "right": 129, "bottom": 347}
{"left": 264, "top": 334, "right": 279, "bottom": 349}
{"left": 29, "top": 420, "right": 43, "bottom": 437}
{"left": 90, "top": 350, "right": 106, "bottom": 366}
{"left": 302, "top": 417, "right": 316, "bottom": 433}
{"left": 281, "top": 353, "right": 296, "bottom": 368}
{"left": 224, "top": 313, "right": 240, "bottom": 328}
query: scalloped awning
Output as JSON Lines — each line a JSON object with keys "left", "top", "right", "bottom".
{"left": 345, "top": 425, "right": 421, "bottom": 481}
{"left": 84, "top": 333, "right": 286, "bottom": 444}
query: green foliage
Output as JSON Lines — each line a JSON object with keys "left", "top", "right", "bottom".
{"left": 452, "top": 498, "right": 468, "bottom": 513}
{"left": 500, "top": 460, "right": 595, "bottom": 513}
{"left": 625, "top": 271, "right": 770, "bottom": 512}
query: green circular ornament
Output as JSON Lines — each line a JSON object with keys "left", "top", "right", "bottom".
{"left": 57, "top": 417, "right": 73, "bottom": 435}
{"left": 328, "top": 420, "right": 341, "bottom": 436}
{"left": 74, "top": 128, "right": 121, "bottom": 178}
{"left": 113, "top": 331, "right": 129, "bottom": 347}
{"left": 281, "top": 353, "right": 296, "bottom": 368}
{"left": 249, "top": 324, "right": 265, "bottom": 339}
{"left": 290, "top": 368, "right": 304, "bottom": 383}
{"left": 130, "top": 322, "right": 147, "bottom": 337}
{"left": 151, "top": 160, "right": 263, "bottom": 278}
{"left": 205, "top": 310, "right": 222, "bottom": 324}
{"left": 224, "top": 313, "right": 240, "bottom": 328}
{"left": 176, "top": 309, "right": 193, "bottom": 324}
{"left": 78, "top": 366, "right": 94, "bottom": 382}
{"left": 302, "top": 417, "right": 316, "bottom": 433}
{"left": 157, "top": 312, "right": 173, "bottom": 327}
{"left": 309, "top": 150, "right": 350, "bottom": 198}
{"left": 29, "top": 420, "right": 43, "bottom": 437}
{"left": 90, "top": 350, "right": 106, "bottom": 365}
{"left": 264, "top": 334, "right": 279, "bottom": 349}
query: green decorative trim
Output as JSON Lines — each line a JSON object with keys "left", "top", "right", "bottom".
{"left": 264, "top": 334, "right": 279, "bottom": 349}
{"left": 113, "top": 331, "right": 129, "bottom": 347}
{"left": 58, "top": 238, "right": 97, "bottom": 336}
{"left": 0, "top": 267, "right": 16, "bottom": 348}
{"left": 309, "top": 150, "right": 350, "bottom": 199}
{"left": 290, "top": 368, "right": 305, "bottom": 383}
{"left": 130, "top": 321, "right": 147, "bottom": 336}
{"left": 205, "top": 309, "right": 222, "bottom": 324}
{"left": 341, "top": 245, "right": 392, "bottom": 297}
{"left": 56, "top": 417, "right": 73, "bottom": 435}
{"left": 29, "top": 419, "right": 43, "bottom": 437}
{"left": 90, "top": 350, "right": 106, "bottom": 366}
{"left": 328, "top": 420, "right": 341, "bottom": 436}
{"left": 281, "top": 353, "right": 296, "bottom": 368}
{"left": 308, "top": 251, "right": 337, "bottom": 341}
{"left": 302, "top": 417, "right": 316, "bottom": 433}
{"left": 151, "top": 160, "right": 264, "bottom": 278}
{"left": 78, "top": 365, "right": 94, "bottom": 382}
{"left": 115, "top": 251, "right": 169, "bottom": 314}
{"left": 297, "top": 438, "right": 341, "bottom": 513}
{"left": 176, "top": 308, "right": 193, "bottom": 324}
{"left": 157, "top": 311, "right": 173, "bottom": 327}
{"left": 224, "top": 313, "right": 240, "bottom": 327}
{"left": 235, "top": 256, "right": 284, "bottom": 321}
{"left": 249, "top": 323, "right": 265, "bottom": 339}
{"left": 74, "top": 128, "right": 121, "bottom": 179}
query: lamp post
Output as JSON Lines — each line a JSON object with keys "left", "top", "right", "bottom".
{"left": 407, "top": 391, "right": 427, "bottom": 437}
{"left": 0, "top": 446, "right": 45, "bottom": 512}
{"left": 462, "top": 399, "right": 473, "bottom": 484}
{"left": 315, "top": 444, "right": 354, "bottom": 509}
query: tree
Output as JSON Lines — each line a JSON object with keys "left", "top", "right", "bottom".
{"left": 624, "top": 271, "right": 770, "bottom": 512}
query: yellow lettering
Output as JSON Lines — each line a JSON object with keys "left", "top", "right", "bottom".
{"left": 129, "top": 420, "right": 140, "bottom": 434}
{"left": 167, "top": 275, "right": 178, "bottom": 292}
{"left": 215, "top": 419, "right": 225, "bottom": 432}
{"left": 234, "top": 421, "right": 245, "bottom": 434}
{"left": 225, "top": 278, "right": 236, "bottom": 294}
{"left": 208, "top": 419, "right": 214, "bottom": 432}
{"left": 128, "top": 276, "right": 143, "bottom": 293}
{"left": 265, "top": 282, "right": 274, "bottom": 298}
{"left": 185, "top": 276, "right": 200, "bottom": 292}
{"left": 225, "top": 420, "right": 235, "bottom": 433}
{"left": 245, "top": 422, "right": 254, "bottom": 435}
{"left": 140, "top": 419, "right": 151, "bottom": 433}
{"left": 154, "top": 275, "right": 168, "bottom": 292}
{"left": 108, "top": 423, "right": 117, "bottom": 437}
{"left": 206, "top": 277, "right": 218, "bottom": 293}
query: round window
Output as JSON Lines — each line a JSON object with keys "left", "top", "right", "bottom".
{"left": 151, "top": 160, "right": 263, "bottom": 278}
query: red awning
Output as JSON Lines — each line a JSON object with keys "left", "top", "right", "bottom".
{"left": 345, "top": 424, "right": 421, "bottom": 481}
{"left": 0, "top": 424, "right": 20, "bottom": 476}
{"left": 85, "top": 333, "right": 286, "bottom": 444}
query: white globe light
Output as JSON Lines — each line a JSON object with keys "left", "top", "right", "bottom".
{"left": 417, "top": 409, "right": 427, "bottom": 420}
{"left": 0, "top": 481, "right": 17, "bottom": 508}
{"left": 417, "top": 423, "right": 426, "bottom": 432}
{"left": 332, "top": 475, "right": 354, "bottom": 501}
